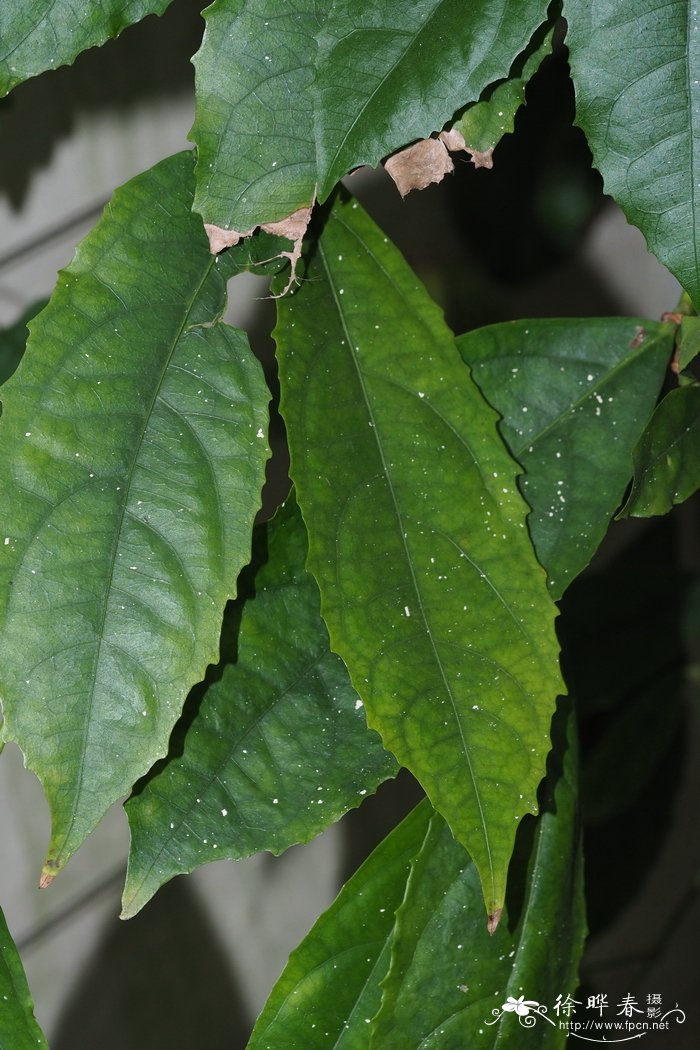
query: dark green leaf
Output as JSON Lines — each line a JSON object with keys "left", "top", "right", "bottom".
{"left": 275, "top": 192, "right": 563, "bottom": 920}
{"left": 122, "top": 496, "right": 396, "bottom": 918}
{"left": 453, "top": 27, "right": 554, "bottom": 155}
{"left": 0, "top": 151, "right": 270, "bottom": 881}
{"left": 458, "top": 318, "right": 673, "bottom": 597}
{"left": 565, "top": 0, "right": 700, "bottom": 305}
{"left": 191, "top": 0, "right": 552, "bottom": 231}
{"left": 0, "top": 905, "right": 47, "bottom": 1050}
{"left": 371, "top": 699, "right": 583, "bottom": 1049}
{"left": 0, "top": 1, "right": 175, "bottom": 97}
{"left": 247, "top": 799, "right": 432, "bottom": 1050}
{"left": 0, "top": 302, "right": 46, "bottom": 387}
{"left": 622, "top": 384, "right": 700, "bottom": 516}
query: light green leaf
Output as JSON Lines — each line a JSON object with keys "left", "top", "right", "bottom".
{"left": 0, "top": 1, "right": 175, "bottom": 97}
{"left": 458, "top": 318, "right": 673, "bottom": 598}
{"left": 0, "top": 302, "right": 46, "bottom": 387}
{"left": 122, "top": 496, "right": 396, "bottom": 918}
{"left": 247, "top": 799, "right": 433, "bottom": 1050}
{"left": 191, "top": 0, "right": 552, "bottom": 231}
{"left": 371, "top": 699, "right": 583, "bottom": 1049}
{"left": 0, "top": 151, "right": 270, "bottom": 881}
{"left": 0, "top": 905, "right": 47, "bottom": 1050}
{"left": 453, "top": 26, "right": 554, "bottom": 154}
{"left": 622, "top": 384, "right": 700, "bottom": 516}
{"left": 275, "top": 191, "right": 563, "bottom": 920}
{"left": 565, "top": 0, "right": 700, "bottom": 305}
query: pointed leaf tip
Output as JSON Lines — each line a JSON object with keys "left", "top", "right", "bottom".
{"left": 487, "top": 908, "right": 502, "bottom": 935}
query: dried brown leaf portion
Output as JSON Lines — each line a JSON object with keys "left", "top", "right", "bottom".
{"left": 384, "top": 127, "right": 496, "bottom": 197}
{"left": 384, "top": 138, "right": 454, "bottom": 197}
{"left": 203, "top": 205, "right": 313, "bottom": 296}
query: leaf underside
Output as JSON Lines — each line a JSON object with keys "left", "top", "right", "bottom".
{"left": 0, "top": 151, "right": 270, "bottom": 879}
{"left": 458, "top": 317, "right": 673, "bottom": 598}
{"left": 275, "top": 191, "right": 564, "bottom": 918}
{"left": 122, "top": 497, "right": 397, "bottom": 917}
{"left": 0, "top": 0, "right": 174, "bottom": 97}
{"left": 622, "top": 383, "right": 700, "bottom": 516}
{"left": 191, "top": 0, "right": 552, "bottom": 231}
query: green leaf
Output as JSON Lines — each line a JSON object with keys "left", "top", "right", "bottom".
{"left": 0, "top": 905, "right": 48, "bottom": 1050}
{"left": 621, "top": 384, "right": 700, "bottom": 516}
{"left": 453, "top": 26, "right": 554, "bottom": 155}
{"left": 565, "top": 0, "right": 700, "bottom": 305}
{"left": 247, "top": 799, "right": 433, "bottom": 1050}
{"left": 275, "top": 191, "right": 564, "bottom": 920}
{"left": 122, "top": 496, "right": 396, "bottom": 918}
{"left": 458, "top": 318, "right": 673, "bottom": 598}
{"left": 678, "top": 316, "right": 700, "bottom": 372}
{"left": 371, "top": 699, "right": 583, "bottom": 1049}
{"left": 0, "top": 1, "right": 175, "bottom": 97}
{"left": 191, "top": 0, "right": 552, "bottom": 230}
{"left": 0, "top": 151, "right": 270, "bottom": 881}
{"left": 0, "top": 302, "right": 46, "bottom": 387}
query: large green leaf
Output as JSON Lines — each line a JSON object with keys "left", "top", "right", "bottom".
{"left": 247, "top": 799, "right": 433, "bottom": 1050}
{"left": 0, "top": 1, "right": 175, "bottom": 97}
{"left": 0, "top": 905, "right": 47, "bottom": 1050}
{"left": 622, "top": 384, "right": 700, "bottom": 516}
{"left": 122, "top": 496, "right": 396, "bottom": 918}
{"left": 275, "top": 191, "right": 564, "bottom": 921}
{"left": 191, "top": 0, "right": 552, "bottom": 231}
{"left": 458, "top": 318, "right": 673, "bottom": 598}
{"left": 0, "top": 151, "right": 270, "bottom": 881}
{"left": 565, "top": 0, "right": 700, "bottom": 305}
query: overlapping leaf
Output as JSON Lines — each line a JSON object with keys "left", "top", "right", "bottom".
{"left": 453, "top": 26, "right": 553, "bottom": 157}
{"left": 565, "top": 0, "right": 700, "bottom": 305}
{"left": 0, "top": 1, "right": 175, "bottom": 97}
{"left": 275, "top": 191, "right": 563, "bottom": 920}
{"left": 458, "top": 318, "right": 673, "bottom": 597}
{"left": 122, "top": 497, "right": 396, "bottom": 917}
{"left": 247, "top": 799, "right": 433, "bottom": 1049}
{"left": 250, "top": 701, "right": 583, "bottom": 1049}
{"left": 0, "top": 151, "right": 270, "bottom": 882}
{"left": 373, "top": 701, "right": 582, "bottom": 1049}
{"left": 191, "top": 0, "right": 552, "bottom": 232}
{"left": 0, "top": 906, "right": 47, "bottom": 1050}
{"left": 622, "top": 384, "right": 700, "bottom": 516}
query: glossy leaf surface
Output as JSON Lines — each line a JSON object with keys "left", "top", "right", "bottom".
{"left": 247, "top": 799, "right": 433, "bottom": 1050}
{"left": 0, "top": 1, "right": 174, "bottom": 97}
{"left": 371, "top": 699, "right": 583, "bottom": 1048}
{"left": 0, "top": 151, "right": 270, "bottom": 880}
{"left": 123, "top": 497, "right": 396, "bottom": 917}
{"left": 191, "top": 0, "right": 551, "bottom": 230}
{"left": 458, "top": 318, "right": 673, "bottom": 597}
{"left": 565, "top": 0, "right": 700, "bottom": 305}
{"left": 622, "top": 384, "right": 700, "bottom": 516}
{"left": 0, "top": 906, "right": 47, "bottom": 1050}
{"left": 275, "top": 192, "right": 563, "bottom": 919}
